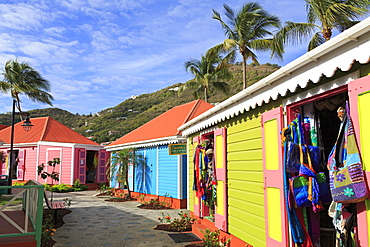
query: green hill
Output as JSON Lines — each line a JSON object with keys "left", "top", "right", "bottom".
{"left": 0, "top": 63, "right": 279, "bottom": 144}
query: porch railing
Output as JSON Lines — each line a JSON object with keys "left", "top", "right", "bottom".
{"left": 0, "top": 180, "right": 44, "bottom": 247}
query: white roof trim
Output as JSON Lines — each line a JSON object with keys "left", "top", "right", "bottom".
{"left": 105, "top": 136, "right": 186, "bottom": 151}
{"left": 38, "top": 141, "right": 103, "bottom": 150}
{"left": 179, "top": 17, "right": 370, "bottom": 136}
{"left": 0, "top": 142, "right": 38, "bottom": 148}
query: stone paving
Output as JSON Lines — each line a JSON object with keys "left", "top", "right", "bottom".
{"left": 51, "top": 190, "right": 196, "bottom": 247}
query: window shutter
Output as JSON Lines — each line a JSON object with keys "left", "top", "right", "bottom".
{"left": 97, "top": 151, "right": 107, "bottom": 183}
{"left": 214, "top": 127, "right": 227, "bottom": 232}
{"left": 348, "top": 75, "right": 370, "bottom": 247}
{"left": 261, "top": 107, "right": 288, "bottom": 246}
{"left": 79, "top": 150, "right": 86, "bottom": 184}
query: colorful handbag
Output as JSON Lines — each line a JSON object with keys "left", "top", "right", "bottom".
{"left": 328, "top": 105, "right": 368, "bottom": 203}
{"left": 290, "top": 145, "right": 330, "bottom": 209}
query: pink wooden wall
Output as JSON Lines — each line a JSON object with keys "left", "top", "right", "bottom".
{"left": 37, "top": 145, "right": 73, "bottom": 185}
{"left": 0, "top": 145, "right": 108, "bottom": 185}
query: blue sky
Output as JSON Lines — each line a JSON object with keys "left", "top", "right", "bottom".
{"left": 0, "top": 0, "right": 310, "bottom": 114}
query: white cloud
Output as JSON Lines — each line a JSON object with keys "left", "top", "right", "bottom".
{"left": 0, "top": 3, "right": 48, "bottom": 31}
{"left": 0, "top": 0, "right": 326, "bottom": 114}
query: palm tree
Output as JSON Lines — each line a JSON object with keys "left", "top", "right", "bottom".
{"left": 179, "top": 49, "right": 233, "bottom": 102}
{"left": 106, "top": 149, "right": 144, "bottom": 200}
{"left": 275, "top": 0, "right": 370, "bottom": 51}
{"left": 212, "top": 2, "right": 282, "bottom": 89}
{"left": 0, "top": 59, "right": 53, "bottom": 112}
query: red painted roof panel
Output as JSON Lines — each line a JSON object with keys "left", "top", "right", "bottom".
{"left": 0, "top": 116, "right": 99, "bottom": 145}
{"left": 108, "top": 99, "right": 213, "bottom": 146}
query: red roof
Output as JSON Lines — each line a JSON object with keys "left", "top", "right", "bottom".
{"left": 108, "top": 99, "right": 213, "bottom": 146}
{"left": 0, "top": 116, "right": 100, "bottom": 145}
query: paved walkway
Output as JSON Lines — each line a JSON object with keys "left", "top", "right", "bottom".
{"left": 51, "top": 190, "right": 197, "bottom": 247}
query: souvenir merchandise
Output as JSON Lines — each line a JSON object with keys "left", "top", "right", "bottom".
{"left": 328, "top": 105, "right": 368, "bottom": 203}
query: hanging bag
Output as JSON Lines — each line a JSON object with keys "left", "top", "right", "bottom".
{"left": 290, "top": 145, "right": 330, "bottom": 209}
{"left": 328, "top": 103, "right": 368, "bottom": 203}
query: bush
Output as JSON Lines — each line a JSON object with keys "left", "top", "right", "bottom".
{"left": 49, "top": 184, "right": 73, "bottom": 193}
{"left": 72, "top": 179, "right": 88, "bottom": 191}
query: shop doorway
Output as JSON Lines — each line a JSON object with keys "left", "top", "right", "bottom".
{"left": 10, "top": 150, "right": 19, "bottom": 179}
{"left": 86, "top": 151, "right": 98, "bottom": 183}
{"left": 286, "top": 87, "right": 358, "bottom": 246}
{"left": 195, "top": 132, "right": 216, "bottom": 221}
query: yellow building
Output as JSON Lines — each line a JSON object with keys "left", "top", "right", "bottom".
{"left": 179, "top": 17, "right": 370, "bottom": 247}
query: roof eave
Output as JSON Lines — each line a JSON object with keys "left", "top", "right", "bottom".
{"left": 105, "top": 135, "right": 186, "bottom": 151}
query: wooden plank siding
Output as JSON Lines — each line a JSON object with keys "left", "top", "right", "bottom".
{"left": 22, "top": 147, "right": 37, "bottom": 181}
{"left": 227, "top": 116, "right": 266, "bottom": 247}
{"left": 158, "top": 145, "right": 179, "bottom": 198}
{"left": 188, "top": 140, "right": 194, "bottom": 212}
{"left": 38, "top": 145, "right": 73, "bottom": 184}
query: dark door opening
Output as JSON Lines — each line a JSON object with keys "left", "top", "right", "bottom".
{"left": 86, "top": 151, "right": 98, "bottom": 183}
{"left": 10, "top": 150, "right": 19, "bottom": 179}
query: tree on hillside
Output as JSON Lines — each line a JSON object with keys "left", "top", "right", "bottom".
{"left": 106, "top": 149, "right": 145, "bottom": 200}
{"left": 0, "top": 60, "right": 53, "bottom": 112}
{"left": 274, "top": 0, "right": 370, "bottom": 51}
{"left": 212, "top": 2, "right": 283, "bottom": 89}
{"left": 179, "top": 49, "right": 233, "bottom": 102}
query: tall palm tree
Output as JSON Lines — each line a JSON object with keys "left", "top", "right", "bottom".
{"left": 0, "top": 59, "right": 53, "bottom": 112}
{"left": 275, "top": 0, "right": 370, "bottom": 51}
{"left": 212, "top": 2, "right": 282, "bottom": 89}
{"left": 179, "top": 49, "right": 233, "bottom": 102}
{"left": 106, "top": 149, "right": 144, "bottom": 200}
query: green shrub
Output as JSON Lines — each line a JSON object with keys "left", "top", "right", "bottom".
{"left": 12, "top": 182, "right": 25, "bottom": 186}
{"left": 50, "top": 184, "right": 73, "bottom": 193}
{"left": 72, "top": 179, "right": 88, "bottom": 191}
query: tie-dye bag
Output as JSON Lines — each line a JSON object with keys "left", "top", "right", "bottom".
{"left": 328, "top": 105, "right": 368, "bottom": 203}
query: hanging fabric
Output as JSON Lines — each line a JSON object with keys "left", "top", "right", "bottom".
{"left": 327, "top": 103, "right": 368, "bottom": 203}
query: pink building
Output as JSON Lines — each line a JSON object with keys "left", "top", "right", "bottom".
{"left": 0, "top": 117, "right": 108, "bottom": 185}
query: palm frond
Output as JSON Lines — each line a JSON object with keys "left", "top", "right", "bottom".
{"left": 308, "top": 32, "right": 325, "bottom": 51}
{"left": 275, "top": 21, "right": 318, "bottom": 47}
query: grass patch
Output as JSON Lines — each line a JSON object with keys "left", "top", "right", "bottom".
{"left": 0, "top": 197, "right": 23, "bottom": 206}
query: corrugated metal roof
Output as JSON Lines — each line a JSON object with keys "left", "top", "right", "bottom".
{"left": 0, "top": 116, "right": 100, "bottom": 145}
{"left": 0, "top": 125, "right": 8, "bottom": 131}
{"left": 107, "top": 99, "right": 213, "bottom": 149}
{"left": 179, "top": 16, "right": 370, "bottom": 136}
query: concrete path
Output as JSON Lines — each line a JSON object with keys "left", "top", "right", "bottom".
{"left": 51, "top": 190, "right": 197, "bottom": 247}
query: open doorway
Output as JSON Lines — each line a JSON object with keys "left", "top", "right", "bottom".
{"left": 194, "top": 132, "right": 216, "bottom": 221}
{"left": 286, "top": 88, "right": 359, "bottom": 246}
{"left": 86, "top": 151, "right": 98, "bottom": 183}
{"left": 10, "top": 150, "right": 19, "bottom": 179}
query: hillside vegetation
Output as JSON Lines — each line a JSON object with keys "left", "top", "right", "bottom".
{"left": 0, "top": 63, "right": 279, "bottom": 144}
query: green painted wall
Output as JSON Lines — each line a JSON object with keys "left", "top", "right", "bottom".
{"left": 226, "top": 115, "right": 266, "bottom": 246}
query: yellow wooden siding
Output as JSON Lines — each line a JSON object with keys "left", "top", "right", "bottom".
{"left": 227, "top": 116, "right": 266, "bottom": 246}
{"left": 188, "top": 140, "right": 194, "bottom": 212}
